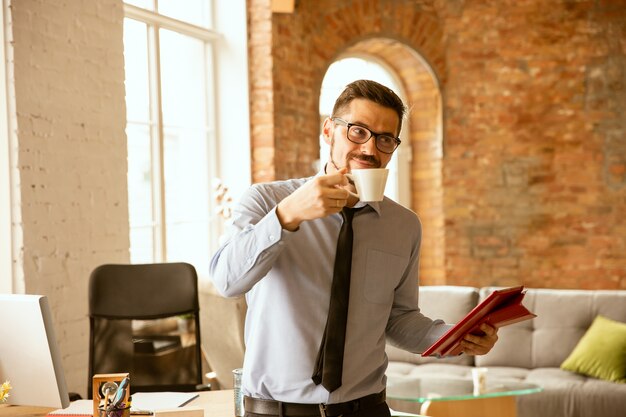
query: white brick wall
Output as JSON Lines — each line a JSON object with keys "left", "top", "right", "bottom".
{"left": 8, "top": 0, "right": 129, "bottom": 397}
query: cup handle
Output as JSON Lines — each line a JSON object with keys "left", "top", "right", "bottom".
{"left": 344, "top": 174, "right": 359, "bottom": 199}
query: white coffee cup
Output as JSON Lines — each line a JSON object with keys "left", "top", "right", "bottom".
{"left": 345, "top": 168, "right": 389, "bottom": 202}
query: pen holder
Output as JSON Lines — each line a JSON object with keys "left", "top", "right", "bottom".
{"left": 92, "top": 373, "right": 131, "bottom": 417}
{"left": 98, "top": 406, "right": 131, "bottom": 417}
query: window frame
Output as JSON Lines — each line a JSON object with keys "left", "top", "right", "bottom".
{"left": 0, "top": 1, "right": 14, "bottom": 293}
{"left": 124, "top": 0, "right": 251, "bottom": 277}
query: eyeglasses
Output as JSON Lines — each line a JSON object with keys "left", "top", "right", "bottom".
{"left": 331, "top": 117, "right": 401, "bottom": 154}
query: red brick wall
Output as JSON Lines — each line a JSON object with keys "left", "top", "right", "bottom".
{"left": 247, "top": 0, "right": 626, "bottom": 289}
{"left": 443, "top": 0, "right": 626, "bottom": 289}
{"left": 248, "top": 0, "right": 275, "bottom": 182}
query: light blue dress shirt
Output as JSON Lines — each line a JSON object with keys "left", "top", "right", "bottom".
{"left": 210, "top": 174, "right": 450, "bottom": 404}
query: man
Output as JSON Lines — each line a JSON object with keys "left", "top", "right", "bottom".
{"left": 210, "top": 80, "right": 498, "bottom": 417}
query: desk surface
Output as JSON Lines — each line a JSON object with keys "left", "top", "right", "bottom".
{"left": 0, "top": 390, "right": 234, "bottom": 417}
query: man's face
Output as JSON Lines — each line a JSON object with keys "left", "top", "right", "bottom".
{"left": 322, "top": 98, "right": 399, "bottom": 173}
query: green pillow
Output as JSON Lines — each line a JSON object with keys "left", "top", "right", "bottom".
{"left": 561, "top": 315, "right": 626, "bottom": 383}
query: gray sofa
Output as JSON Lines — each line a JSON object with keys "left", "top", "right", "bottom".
{"left": 386, "top": 286, "right": 626, "bottom": 417}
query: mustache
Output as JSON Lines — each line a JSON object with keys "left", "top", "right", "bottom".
{"left": 348, "top": 153, "right": 381, "bottom": 168}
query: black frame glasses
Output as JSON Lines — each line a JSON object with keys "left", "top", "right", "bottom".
{"left": 331, "top": 117, "right": 401, "bottom": 154}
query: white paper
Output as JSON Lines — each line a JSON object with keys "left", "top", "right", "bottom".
{"left": 131, "top": 392, "right": 199, "bottom": 411}
{"left": 48, "top": 399, "right": 92, "bottom": 415}
{"left": 48, "top": 392, "right": 199, "bottom": 415}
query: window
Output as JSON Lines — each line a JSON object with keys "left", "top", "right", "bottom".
{"left": 123, "top": 2, "right": 219, "bottom": 277}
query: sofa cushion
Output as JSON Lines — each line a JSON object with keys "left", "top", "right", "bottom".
{"left": 476, "top": 288, "right": 626, "bottom": 369}
{"left": 517, "top": 367, "right": 626, "bottom": 417}
{"left": 560, "top": 315, "right": 626, "bottom": 383}
{"left": 386, "top": 286, "right": 478, "bottom": 366}
{"left": 388, "top": 363, "right": 626, "bottom": 417}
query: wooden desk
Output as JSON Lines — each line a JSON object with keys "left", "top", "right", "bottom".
{"left": 191, "top": 389, "right": 234, "bottom": 416}
{"left": 0, "top": 403, "right": 53, "bottom": 417}
{"left": 0, "top": 390, "right": 234, "bottom": 417}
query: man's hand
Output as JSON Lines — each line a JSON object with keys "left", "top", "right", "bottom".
{"left": 276, "top": 169, "right": 351, "bottom": 231}
{"left": 460, "top": 323, "right": 499, "bottom": 355}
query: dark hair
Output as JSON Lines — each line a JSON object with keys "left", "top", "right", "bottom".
{"left": 331, "top": 79, "right": 406, "bottom": 136}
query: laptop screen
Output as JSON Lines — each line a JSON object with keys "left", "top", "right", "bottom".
{"left": 0, "top": 294, "right": 70, "bottom": 408}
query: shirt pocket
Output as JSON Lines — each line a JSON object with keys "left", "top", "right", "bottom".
{"left": 363, "top": 249, "right": 407, "bottom": 304}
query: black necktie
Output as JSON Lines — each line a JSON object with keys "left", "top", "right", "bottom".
{"left": 312, "top": 207, "right": 360, "bottom": 392}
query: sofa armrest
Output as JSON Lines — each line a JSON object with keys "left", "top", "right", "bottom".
{"left": 199, "top": 282, "right": 247, "bottom": 389}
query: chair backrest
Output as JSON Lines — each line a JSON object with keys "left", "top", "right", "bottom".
{"left": 88, "top": 262, "right": 203, "bottom": 397}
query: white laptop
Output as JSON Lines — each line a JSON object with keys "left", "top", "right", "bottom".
{"left": 0, "top": 294, "right": 70, "bottom": 408}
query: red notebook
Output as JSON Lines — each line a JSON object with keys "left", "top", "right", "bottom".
{"left": 421, "top": 286, "right": 537, "bottom": 357}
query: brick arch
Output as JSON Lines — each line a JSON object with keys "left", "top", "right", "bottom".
{"left": 249, "top": 2, "right": 447, "bottom": 283}
{"left": 321, "top": 38, "right": 446, "bottom": 284}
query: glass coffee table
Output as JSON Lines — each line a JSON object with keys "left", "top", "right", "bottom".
{"left": 386, "top": 375, "right": 542, "bottom": 417}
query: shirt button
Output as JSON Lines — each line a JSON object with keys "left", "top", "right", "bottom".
{"left": 268, "top": 235, "right": 275, "bottom": 241}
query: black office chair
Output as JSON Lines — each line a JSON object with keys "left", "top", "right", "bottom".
{"left": 88, "top": 262, "right": 210, "bottom": 398}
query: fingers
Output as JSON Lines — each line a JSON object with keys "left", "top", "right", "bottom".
{"left": 313, "top": 172, "right": 351, "bottom": 203}
{"left": 321, "top": 169, "right": 352, "bottom": 206}
{"left": 479, "top": 323, "right": 498, "bottom": 336}
{"left": 461, "top": 324, "right": 499, "bottom": 356}
{"left": 319, "top": 169, "right": 349, "bottom": 188}
{"left": 328, "top": 197, "right": 348, "bottom": 209}
{"left": 276, "top": 173, "right": 351, "bottom": 230}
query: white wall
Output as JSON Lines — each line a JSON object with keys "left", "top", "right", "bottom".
{"left": 0, "top": 0, "right": 13, "bottom": 294}
{"left": 7, "top": 0, "right": 130, "bottom": 396}
{"left": 3, "top": 0, "right": 251, "bottom": 396}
